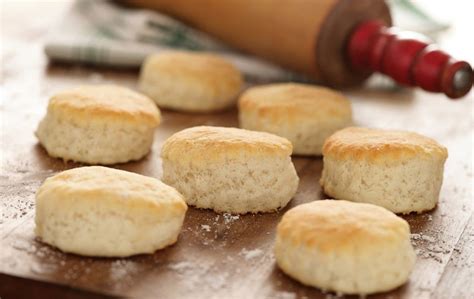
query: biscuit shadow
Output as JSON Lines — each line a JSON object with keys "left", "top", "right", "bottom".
{"left": 319, "top": 189, "right": 331, "bottom": 200}
{"left": 265, "top": 264, "right": 332, "bottom": 299}
{"left": 401, "top": 205, "right": 439, "bottom": 232}
{"left": 345, "top": 84, "right": 416, "bottom": 105}
{"left": 182, "top": 206, "right": 282, "bottom": 247}
{"left": 267, "top": 263, "right": 410, "bottom": 299}
{"left": 29, "top": 234, "right": 183, "bottom": 288}
{"left": 160, "top": 107, "right": 239, "bottom": 128}
{"left": 45, "top": 61, "right": 139, "bottom": 77}
{"left": 32, "top": 143, "right": 161, "bottom": 177}
{"left": 31, "top": 143, "right": 77, "bottom": 172}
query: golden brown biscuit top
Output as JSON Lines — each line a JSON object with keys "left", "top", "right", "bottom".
{"left": 161, "top": 126, "right": 292, "bottom": 164}
{"left": 36, "top": 166, "right": 187, "bottom": 216}
{"left": 239, "top": 83, "right": 352, "bottom": 121}
{"left": 277, "top": 200, "right": 410, "bottom": 253}
{"left": 48, "top": 85, "right": 161, "bottom": 126}
{"left": 143, "top": 51, "right": 242, "bottom": 92}
{"left": 323, "top": 127, "right": 448, "bottom": 163}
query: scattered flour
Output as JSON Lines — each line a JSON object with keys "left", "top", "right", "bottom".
{"left": 88, "top": 72, "right": 104, "bottom": 83}
{"left": 428, "top": 244, "right": 447, "bottom": 253}
{"left": 274, "top": 291, "right": 296, "bottom": 299}
{"left": 322, "top": 292, "right": 344, "bottom": 299}
{"left": 168, "top": 260, "right": 223, "bottom": 290}
{"left": 30, "top": 262, "right": 57, "bottom": 275}
{"left": 240, "top": 248, "right": 263, "bottom": 260}
{"left": 223, "top": 213, "right": 240, "bottom": 224}
{"left": 410, "top": 232, "right": 450, "bottom": 263}
{"left": 168, "top": 261, "right": 193, "bottom": 272}
{"left": 109, "top": 259, "right": 139, "bottom": 282}
{"left": 411, "top": 233, "right": 435, "bottom": 243}
{"left": 209, "top": 272, "right": 228, "bottom": 290}
{"left": 421, "top": 235, "right": 436, "bottom": 243}
{"left": 11, "top": 239, "right": 36, "bottom": 254}
{"left": 201, "top": 224, "right": 211, "bottom": 232}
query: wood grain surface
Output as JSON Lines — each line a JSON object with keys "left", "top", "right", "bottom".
{"left": 1, "top": 1, "right": 473, "bottom": 299}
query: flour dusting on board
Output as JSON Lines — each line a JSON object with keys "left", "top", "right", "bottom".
{"left": 167, "top": 260, "right": 229, "bottom": 290}
{"left": 183, "top": 212, "right": 244, "bottom": 247}
{"left": 410, "top": 231, "right": 450, "bottom": 263}
{"left": 321, "top": 291, "right": 344, "bottom": 299}
{"left": 223, "top": 213, "right": 240, "bottom": 224}
{"left": 110, "top": 259, "right": 140, "bottom": 282}
{"left": 1, "top": 177, "right": 44, "bottom": 223}
{"left": 240, "top": 248, "right": 263, "bottom": 260}
{"left": 200, "top": 224, "right": 211, "bottom": 232}
{"left": 273, "top": 291, "right": 296, "bottom": 299}
{"left": 168, "top": 261, "right": 196, "bottom": 272}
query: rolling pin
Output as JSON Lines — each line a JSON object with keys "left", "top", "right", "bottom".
{"left": 122, "top": 0, "right": 473, "bottom": 98}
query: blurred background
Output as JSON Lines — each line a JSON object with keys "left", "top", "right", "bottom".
{"left": 2, "top": 0, "right": 473, "bottom": 88}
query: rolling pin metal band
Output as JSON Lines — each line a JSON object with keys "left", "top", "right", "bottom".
{"left": 314, "top": 0, "right": 391, "bottom": 87}
{"left": 347, "top": 20, "right": 473, "bottom": 99}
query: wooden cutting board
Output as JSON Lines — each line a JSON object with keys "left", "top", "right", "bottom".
{"left": 1, "top": 2, "right": 473, "bottom": 299}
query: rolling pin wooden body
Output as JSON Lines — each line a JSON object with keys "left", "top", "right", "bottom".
{"left": 125, "top": 0, "right": 391, "bottom": 87}
{"left": 123, "top": 0, "right": 473, "bottom": 98}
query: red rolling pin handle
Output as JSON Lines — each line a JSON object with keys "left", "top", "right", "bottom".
{"left": 347, "top": 20, "right": 473, "bottom": 99}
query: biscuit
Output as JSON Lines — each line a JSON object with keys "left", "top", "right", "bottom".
{"left": 275, "top": 200, "right": 416, "bottom": 295}
{"left": 36, "top": 85, "right": 161, "bottom": 164}
{"left": 138, "top": 51, "right": 243, "bottom": 112}
{"left": 35, "top": 166, "right": 187, "bottom": 257}
{"left": 161, "top": 126, "right": 299, "bottom": 213}
{"left": 239, "top": 83, "right": 352, "bottom": 155}
{"left": 320, "top": 127, "right": 448, "bottom": 213}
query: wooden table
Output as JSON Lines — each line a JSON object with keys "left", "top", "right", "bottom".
{"left": 1, "top": 1, "right": 473, "bottom": 298}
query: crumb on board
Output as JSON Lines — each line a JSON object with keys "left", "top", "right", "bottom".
{"left": 410, "top": 232, "right": 453, "bottom": 263}
{"left": 240, "top": 248, "right": 263, "bottom": 260}
{"left": 223, "top": 213, "right": 240, "bottom": 224}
